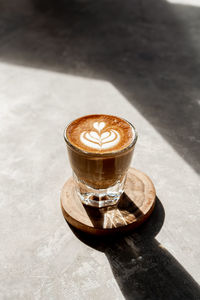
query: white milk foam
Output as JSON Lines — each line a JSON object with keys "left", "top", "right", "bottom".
{"left": 80, "top": 121, "right": 120, "bottom": 150}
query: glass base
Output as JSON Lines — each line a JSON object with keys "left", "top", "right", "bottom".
{"left": 74, "top": 174, "right": 126, "bottom": 208}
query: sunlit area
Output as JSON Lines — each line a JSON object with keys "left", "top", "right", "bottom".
{"left": 167, "top": 0, "right": 200, "bottom": 6}
{"left": 0, "top": 0, "right": 200, "bottom": 299}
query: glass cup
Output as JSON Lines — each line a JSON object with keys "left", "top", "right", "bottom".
{"left": 64, "top": 116, "right": 138, "bottom": 208}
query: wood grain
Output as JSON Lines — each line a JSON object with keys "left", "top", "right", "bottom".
{"left": 61, "top": 168, "right": 156, "bottom": 235}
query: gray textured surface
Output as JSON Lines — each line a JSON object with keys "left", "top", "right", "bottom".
{"left": 0, "top": 0, "right": 200, "bottom": 299}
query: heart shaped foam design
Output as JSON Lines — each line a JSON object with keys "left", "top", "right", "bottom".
{"left": 93, "top": 121, "right": 105, "bottom": 132}
{"left": 80, "top": 121, "right": 120, "bottom": 150}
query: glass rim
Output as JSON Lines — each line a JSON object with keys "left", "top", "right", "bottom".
{"left": 63, "top": 114, "right": 138, "bottom": 157}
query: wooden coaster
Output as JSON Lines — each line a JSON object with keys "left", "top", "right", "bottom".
{"left": 61, "top": 168, "right": 156, "bottom": 235}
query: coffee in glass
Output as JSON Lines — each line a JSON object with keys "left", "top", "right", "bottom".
{"left": 64, "top": 114, "right": 137, "bottom": 207}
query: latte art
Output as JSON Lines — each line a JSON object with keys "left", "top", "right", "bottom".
{"left": 80, "top": 122, "right": 120, "bottom": 150}
{"left": 66, "top": 114, "right": 135, "bottom": 153}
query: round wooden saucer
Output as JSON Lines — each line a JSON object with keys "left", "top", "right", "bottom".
{"left": 61, "top": 168, "right": 156, "bottom": 235}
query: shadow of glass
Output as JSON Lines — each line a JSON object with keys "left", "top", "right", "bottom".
{"left": 83, "top": 192, "right": 144, "bottom": 229}
{"left": 70, "top": 198, "right": 200, "bottom": 299}
{"left": 0, "top": 0, "right": 199, "bottom": 173}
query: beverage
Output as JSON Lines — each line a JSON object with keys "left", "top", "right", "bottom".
{"left": 64, "top": 114, "right": 137, "bottom": 207}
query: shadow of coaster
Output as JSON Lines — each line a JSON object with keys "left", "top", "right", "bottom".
{"left": 61, "top": 168, "right": 156, "bottom": 235}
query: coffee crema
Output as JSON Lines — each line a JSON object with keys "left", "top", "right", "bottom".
{"left": 66, "top": 115, "right": 135, "bottom": 153}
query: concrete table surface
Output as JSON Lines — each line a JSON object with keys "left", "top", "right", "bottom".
{"left": 0, "top": 0, "right": 200, "bottom": 299}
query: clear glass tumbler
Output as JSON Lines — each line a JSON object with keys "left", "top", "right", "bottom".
{"left": 64, "top": 116, "right": 137, "bottom": 208}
